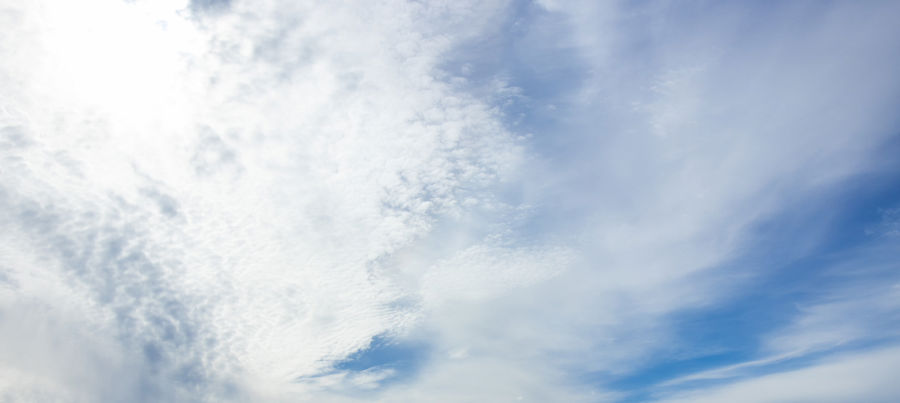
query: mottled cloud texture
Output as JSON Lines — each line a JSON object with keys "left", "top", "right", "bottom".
{"left": 2, "top": 0, "right": 900, "bottom": 402}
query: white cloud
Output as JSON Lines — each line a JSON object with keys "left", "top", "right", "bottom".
{"left": 490, "top": 0, "right": 900, "bottom": 375}
{"left": 0, "top": 0, "right": 534, "bottom": 400}
{"left": 2, "top": 0, "right": 900, "bottom": 401}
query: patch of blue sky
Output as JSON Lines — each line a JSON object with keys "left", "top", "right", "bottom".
{"left": 299, "top": 333, "right": 430, "bottom": 394}
{"left": 611, "top": 339, "right": 900, "bottom": 403}
{"left": 593, "top": 150, "right": 900, "bottom": 400}
{"left": 334, "top": 334, "right": 428, "bottom": 376}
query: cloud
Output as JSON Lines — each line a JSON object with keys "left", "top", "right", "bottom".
{"left": 2, "top": 0, "right": 900, "bottom": 402}
{"left": 0, "top": 0, "right": 530, "bottom": 400}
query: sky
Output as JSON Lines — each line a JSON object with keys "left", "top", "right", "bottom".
{"left": 1, "top": 0, "right": 900, "bottom": 402}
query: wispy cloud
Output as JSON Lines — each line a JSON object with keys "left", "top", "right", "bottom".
{"left": 657, "top": 345, "right": 900, "bottom": 403}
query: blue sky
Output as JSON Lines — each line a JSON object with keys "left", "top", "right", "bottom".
{"left": 1, "top": 0, "right": 900, "bottom": 402}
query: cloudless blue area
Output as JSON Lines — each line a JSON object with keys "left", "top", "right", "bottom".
{"left": 335, "top": 334, "right": 427, "bottom": 373}
{"left": 313, "top": 334, "right": 431, "bottom": 391}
